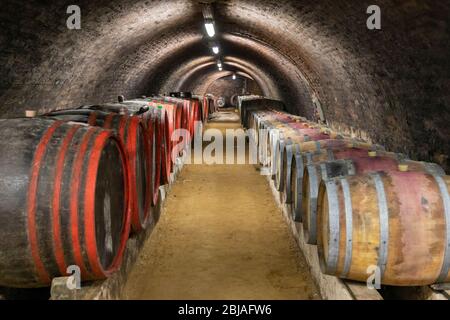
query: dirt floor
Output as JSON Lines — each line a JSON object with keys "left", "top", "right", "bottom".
{"left": 123, "top": 113, "right": 320, "bottom": 300}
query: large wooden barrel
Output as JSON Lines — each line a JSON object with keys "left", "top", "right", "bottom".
{"left": 140, "top": 108, "right": 162, "bottom": 207}
{"left": 258, "top": 121, "right": 337, "bottom": 170}
{"left": 240, "top": 99, "right": 285, "bottom": 128}
{"left": 80, "top": 101, "right": 149, "bottom": 115}
{"left": 255, "top": 117, "right": 312, "bottom": 165}
{"left": 295, "top": 138, "right": 383, "bottom": 154}
{"left": 44, "top": 109, "right": 151, "bottom": 233}
{"left": 303, "top": 156, "right": 445, "bottom": 244}
{"left": 0, "top": 118, "right": 130, "bottom": 288}
{"left": 200, "top": 95, "right": 209, "bottom": 123}
{"left": 317, "top": 171, "right": 450, "bottom": 286}
{"left": 157, "top": 107, "right": 172, "bottom": 185}
{"left": 190, "top": 99, "right": 203, "bottom": 139}
{"left": 283, "top": 147, "right": 401, "bottom": 222}
{"left": 273, "top": 129, "right": 339, "bottom": 191}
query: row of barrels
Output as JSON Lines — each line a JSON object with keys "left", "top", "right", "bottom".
{"left": 0, "top": 94, "right": 209, "bottom": 288}
{"left": 244, "top": 101, "right": 450, "bottom": 286}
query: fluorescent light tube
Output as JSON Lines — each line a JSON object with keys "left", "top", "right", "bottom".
{"left": 205, "top": 22, "right": 215, "bottom": 37}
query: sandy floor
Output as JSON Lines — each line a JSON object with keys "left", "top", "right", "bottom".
{"left": 123, "top": 115, "right": 320, "bottom": 300}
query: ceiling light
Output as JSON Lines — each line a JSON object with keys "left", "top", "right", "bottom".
{"left": 218, "top": 67, "right": 223, "bottom": 71}
{"left": 232, "top": 74, "right": 237, "bottom": 80}
{"left": 212, "top": 46, "right": 219, "bottom": 54}
{"left": 204, "top": 20, "right": 215, "bottom": 37}
{"left": 217, "top": 62, "right": 222, "bottom": 68}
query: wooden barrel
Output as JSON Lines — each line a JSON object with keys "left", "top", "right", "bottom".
{"left": 317, "top": 171, "right": 450, "bottom": 286}
{"left": 80, "top": 101, "right": 149, "bottom": 115}
{"left": 160, "top": 97, "right": 194, "bottom": 151}
{"left": 216, "top": 96, "right": 226, "bottom": 108}
{"left": 0, "top": 118, "right": 130, "bottom": 288}
{"left": 283, "top": 147, "right": 400, "bottom": 222}
{"left": 44, "top": 109, "right": 151, "bottom": 233}
{"left": 254, "top": 116, "right": 313, "bottom": 164}
{"left": 247, "top": 111, "right": 298, "bottom": 149}
{"left": 158, "top": 106, "right": 172, "bottom": 185}
{"left": 273, "top": 129, "right": 339, "bottom": 191}
{"left": 159, "top": 103, "right": 175, "bottom": 174}
{"left": 188, "top": 99, "right": 202, "bottom": 139}
{"left": 86, "top": 101, "right": 167, "bottom": 210}
{"left": 295, "top": 138, "right": 383, "bottom": 154}
{"left": 240, "top": 99, "right": 285, "bottom": 128}
{"left": 201, "top": 96, "right": 209, "bottom": 123}
{"left": 303, "top": 156, "right": 445, "bottom": 244}
{"left": 140, "top": 108, "right": 162, "bottom": 207}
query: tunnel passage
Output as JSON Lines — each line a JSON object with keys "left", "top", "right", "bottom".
{"left": 1, "top": 0, "right": 449, "bottom": 170}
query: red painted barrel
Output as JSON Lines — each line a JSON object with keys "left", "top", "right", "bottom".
{"left": 158, "top": 107, "right": 172, "bottom": 185}
{"left": 138, "top": 108, "right": 159, "bottom": 207}
{"left": 44, "top": 109, "right": 151, "bottom": 233}
{"left": 0, "top": 118, "right": 130, "bottom": 288}
{"left": 202, "top": 96, "right": 209, "bottom": 123}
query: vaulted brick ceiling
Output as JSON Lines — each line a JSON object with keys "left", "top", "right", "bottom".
{"left": 1, "top": 0, "right": 449, "bottom": 169}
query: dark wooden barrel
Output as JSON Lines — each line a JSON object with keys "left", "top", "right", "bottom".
{"left": 80, "top": 102, "right": 148, "bottom": 115}
{"left": 44, "top": 109, "right": 151, "bottom": 233}
{"left": 0, "top": 118, "right": 130, "bottom": 288}
{"left": 317, "top": 171, "right": 450, "bottom": 286}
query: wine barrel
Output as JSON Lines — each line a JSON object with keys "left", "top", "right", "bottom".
{"left": 317, "top": 171, "right": 450, "bottom": 286}
{"left": 192, "top": 99, "right": 203, "bottom": 138}
{"left": 158, "top": 107, "right": 172, "bottom": 185}
{"left": 216, "top": 97, "right": 226, "bottom": 108}
{"left": 86, "top": 101, "right": 168, "bottom": 209}
{"left": 0, "top": 118, "right": 130, "bottom": 288}
{"left": 240, "top": 99, "right": 285, "bottom": 128}
{"left": 273, "top": 129, "right": 339, "bottom": 191}
{"left": 303, "top": 156, "right": 445, "bottom": 244}
{"left": 254, "top": 117, "right": 311, "bottom": 163}
{"left": 257, "top": 119, "right": 321, "bottom": 168}
{"left": 283, "top": 147, "right": 399, "bottom": 222}
{"left": 140, "top": 108, "right": 162, "bottom": 207}
{"left": 44, "top": 109, "right": 151, "bottom": 233}
{"left": 202, "top": 96, "right": 210, "bottom": 123}
{"left": 293, "top": 138, "right": 383, "bottom": 154}
{"left": 80, "top": 101, "right": 149, "bottom": 115}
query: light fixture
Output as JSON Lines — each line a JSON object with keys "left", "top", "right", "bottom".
{"left": 232, "top": 73, "right": 237, "bottom": 80}
{"left": 218, "top": 67, "right": 223, "bottom": 71}
{"left": 217, "top": 62, "right": 222, "bottom": 68}
{"left": 212, "top": 46, "right": 219, "bottom": 54}
{"left": 204, "top": 20, "right": 215, "bottom": 37}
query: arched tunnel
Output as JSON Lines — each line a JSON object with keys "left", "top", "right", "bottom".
{"left": 1, "top": 0, "right": 450, "bottom": 301}
{"left": 3, "top": 0, "right": 449, "bottom": 169}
